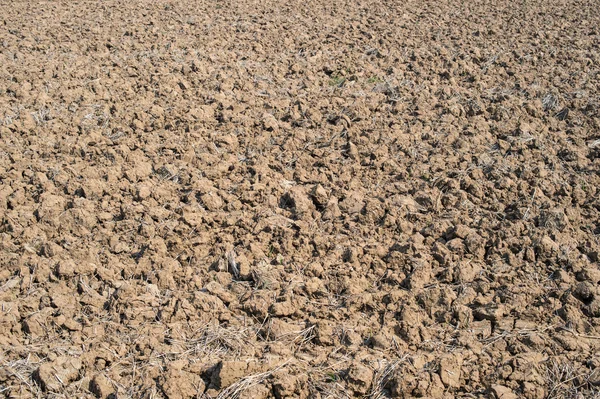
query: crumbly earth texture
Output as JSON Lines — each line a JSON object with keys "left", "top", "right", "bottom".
{"left": 1, "top": 0, "right": 599, "bottom": 398}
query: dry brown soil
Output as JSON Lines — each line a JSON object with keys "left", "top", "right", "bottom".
{"left": 1, "top": 0, "right": 600, "bottom": 398}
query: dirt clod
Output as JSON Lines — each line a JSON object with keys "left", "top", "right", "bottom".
{"left": 90, "top": 374, "right": 115, "bottom": 399}
{"left": 491, "top": 384, "right": 518, "bottom": 399}
{"left": 34, "top": 356, "right": 82, "bottom": 392}
{"left": 439, "top": 354, "right": 462, "bottom": 389}
{"left": 160, "top": 367, "right": 205, "bottom": 399}
{"left": 347, "top": 362, "right": 374, "bottom": 395}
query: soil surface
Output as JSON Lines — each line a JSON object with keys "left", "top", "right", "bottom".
{"left": 1, "top": 0, "right": 600, "bottom": 398}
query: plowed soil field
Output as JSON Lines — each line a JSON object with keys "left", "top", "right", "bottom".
{"left": 1, "top": 0, "right": 600, "bottom": 397}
